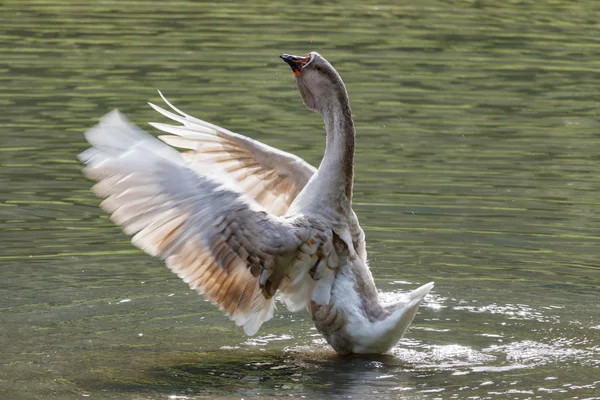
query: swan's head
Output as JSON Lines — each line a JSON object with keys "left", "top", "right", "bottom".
{"left": 280, "top": 52, "right": 347, "bottom": 114}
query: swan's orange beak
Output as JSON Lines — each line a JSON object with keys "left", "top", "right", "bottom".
{"left": 280, "top": 53, "right": 311, "bottom": 76}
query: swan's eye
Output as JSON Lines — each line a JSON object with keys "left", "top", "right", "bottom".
{"left": 316, "top": 65, "right": 322, "bottom": 72}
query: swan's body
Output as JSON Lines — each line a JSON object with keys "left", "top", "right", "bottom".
{"left": 80, "top": 52, "right": 433, "bottom": 354}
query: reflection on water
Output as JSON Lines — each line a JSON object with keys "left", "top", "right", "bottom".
{"left": 79, "top": 318, "right": 600, "bottom": 399}
{"left": 1, "top": 0, "right": 600, "bottom": 399}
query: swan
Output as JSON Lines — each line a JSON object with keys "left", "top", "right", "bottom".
{"left": 79, "top": 52, "right": 433, "bottom": 355}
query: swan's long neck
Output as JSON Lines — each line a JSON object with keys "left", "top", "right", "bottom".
{"left": 319, "top": 91, "right": 355, "bottom": 200}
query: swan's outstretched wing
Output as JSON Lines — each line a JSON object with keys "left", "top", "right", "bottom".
{"left": 147, "top": 92, "right": 317, "bottom": 217}
{"left": 79, "top": 110, "right": 306, "bottom": 335}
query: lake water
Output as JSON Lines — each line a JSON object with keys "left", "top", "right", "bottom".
{"left": 1, "top": 1, "right": 599, "bottom": 399}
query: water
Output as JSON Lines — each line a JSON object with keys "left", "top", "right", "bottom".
{"left": 1, "top": 1, "right": 599, "bottom": 399}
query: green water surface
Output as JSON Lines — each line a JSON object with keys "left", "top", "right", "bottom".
{"left": 1, "top": 1, "right": 599, "bottom": 399}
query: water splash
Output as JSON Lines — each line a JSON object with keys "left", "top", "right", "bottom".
{"left": 243, "top": 333, "right": 294, "bottom": 347}
{"left": 485, "top": 338, "right": 600, "bottom": 367}
{"left": 453, "top": 302, "right": 561, "bottom": 323}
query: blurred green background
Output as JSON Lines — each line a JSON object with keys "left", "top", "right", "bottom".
{"left": 1, "top": 1, "right": 599, "bottom": 399}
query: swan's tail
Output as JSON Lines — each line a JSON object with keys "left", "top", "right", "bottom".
{"left": 407, "top": 281, "right": 435, "bottom": 303}
{"left": 353, "top": 281, "right": 434, "bottom": 354}
{"left": 393, "top": 281, "right": 434, "bottom": 337}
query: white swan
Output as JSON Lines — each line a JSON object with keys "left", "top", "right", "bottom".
{"left": 79, "top": 52, "right": 433, "bottom": 355}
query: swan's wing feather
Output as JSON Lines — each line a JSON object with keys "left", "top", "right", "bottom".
{"left": 80, "top": 110, "right": 305, "bottom": 335}
{"left": 148, "top": 92, "right": 317, "bottom": 216}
